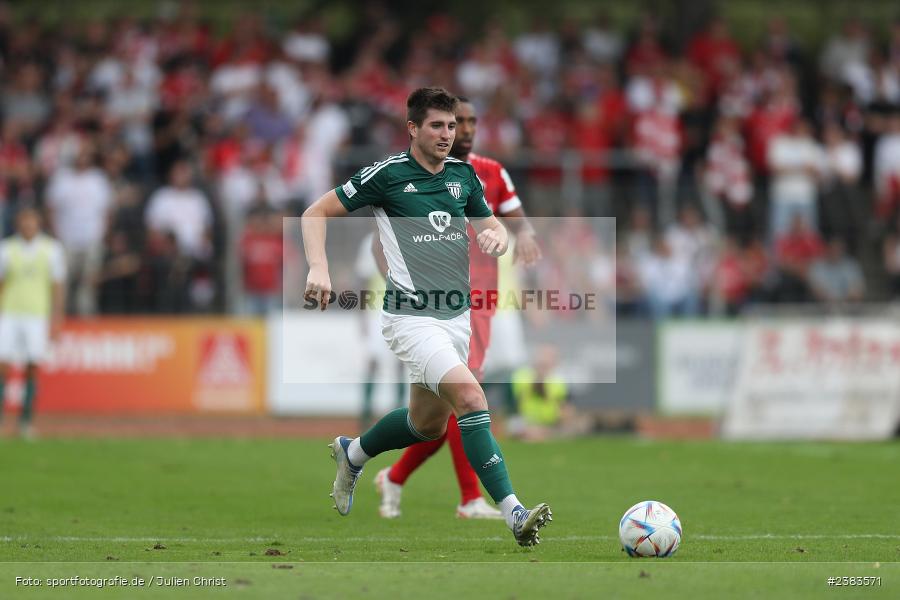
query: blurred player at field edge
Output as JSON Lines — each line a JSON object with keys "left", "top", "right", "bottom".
{"left": 0, "top": 205, "right": 66, "bottom": 439}
{"left": 374, "top": 97, "right": 542, "bottom": 519}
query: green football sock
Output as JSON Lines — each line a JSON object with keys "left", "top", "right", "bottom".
{"left": 457, "top": 410, "right": 514, "bottom": 502}
{"left": 21, "top": 377, "right": 36, "bottom": 425}
{"left": 359, "top": 407, "right": 434, "bottom": 457}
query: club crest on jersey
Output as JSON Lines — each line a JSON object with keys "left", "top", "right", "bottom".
{"left": 445, "top": 181, "right": 461, "bottom": 199}
{"left": 428, "top": 211, "right": 452, "bottom": 233}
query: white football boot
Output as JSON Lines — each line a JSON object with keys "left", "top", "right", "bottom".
{"left": 511, "top": 503, "right": 553, "bottom": 547}
{"left": 328, "top": 436, "right": 363, "bottom": 516}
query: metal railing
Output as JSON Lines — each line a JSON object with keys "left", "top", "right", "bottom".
{"left": 337, "top": 146, "right": 640, "bottom": 195}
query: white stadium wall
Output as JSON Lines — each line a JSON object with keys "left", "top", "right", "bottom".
{"left": 268, "top": 312, "right": 404, "bottom": 416}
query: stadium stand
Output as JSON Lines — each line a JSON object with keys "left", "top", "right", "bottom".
{"left": 1, "top": 2, "right": 899, "bottom": 317}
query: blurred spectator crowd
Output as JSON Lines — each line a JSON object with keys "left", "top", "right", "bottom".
{"left": 1, "top": 2, "right": 900, "bottom": 317}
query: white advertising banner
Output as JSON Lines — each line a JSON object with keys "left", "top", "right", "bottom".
{"left": 658, "top": 321, "right": 744, "bottom": 415}
{"left": 722, "top": 319, "right": 900, "bottom": 440}
{"left": 268, "top": 312, "right": 406, "bottom": 416}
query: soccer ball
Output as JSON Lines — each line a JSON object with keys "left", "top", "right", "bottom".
{"left": 619, "top": 500, "right": 682, "bottom": 557}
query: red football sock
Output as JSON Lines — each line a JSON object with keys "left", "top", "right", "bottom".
{"left": 388, "top": 435, "right": 446, "bottom": 485}
{"left": 446, "top": 415, "right": 483, "bottom": 504}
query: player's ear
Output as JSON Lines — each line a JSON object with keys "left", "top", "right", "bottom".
{"left": 407, "top": 120, "right": 417, "bottom": 139}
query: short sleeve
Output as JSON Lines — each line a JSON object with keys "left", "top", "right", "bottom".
{"left": 335, "top": 164, "right": 387, "bottom": 212}
{"left": 464, "top": 169, "right": 493, "bottom": 219}
{"left": 497, "top": 166, "right": 522, "bottom": 214}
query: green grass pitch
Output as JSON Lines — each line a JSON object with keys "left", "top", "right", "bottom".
{"left": 0, "top": 437, "right": 897, "bottom": 599}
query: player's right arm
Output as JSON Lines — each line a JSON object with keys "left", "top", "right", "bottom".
{"left": 301, "top": 190, "right": 349, "bottom": 311}
{"left": 49, "top": 241, "right": 67, "bottom": 340}
{"left": 302, "top": 161, "right": 387, "bottom": 310}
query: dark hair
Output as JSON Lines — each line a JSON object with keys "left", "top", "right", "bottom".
{"left": 455, "top": 95, "right": 471, "bottom": 104}
{"left": 406, "top": 87, "right": 457, "bottom": 126}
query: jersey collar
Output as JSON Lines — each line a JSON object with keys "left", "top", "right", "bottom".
{"left": 406, "top": 147, "right": 446, "bottom": 177}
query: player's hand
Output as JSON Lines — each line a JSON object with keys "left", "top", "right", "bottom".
{"left": 513, "top": 231, "right": 542, "bottom": 266}
{"left": 477, "top": 228, "right": 505, "bottom": 257}
{"left": 304, "top": 266, "right": 333, "bottom": 311}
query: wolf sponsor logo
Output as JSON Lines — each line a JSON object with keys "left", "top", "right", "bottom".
{"left": 415, "top": 211, "right": 460, "bottom": 242}
{"left": 412, "top": 232, "right": 463, "bottom": 243}
{"left": 428, "top": 210, "right": 451, "bottom": 232}
{"left": 413, "top": 231, "right": 462, "bottom": 243}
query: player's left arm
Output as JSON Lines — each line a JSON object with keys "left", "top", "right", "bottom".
{"left": 501, "top": 207, "right": 542, "bottom": 266}
{"left": 51, "top": 282, "right": 65, "bottom": 341}
{"left": 50, "top": 242, "right": 67, "bottom": 341}
{"left": 465, "top": 167, "right": 508, "bottom": 257}
{"left": 470, "top": 215, "right": 509, "bottom": 257}
{"left": 493, "top": 165, "right": 541, "bottom": 266}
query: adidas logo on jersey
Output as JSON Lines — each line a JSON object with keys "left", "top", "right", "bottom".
{"left": 482, "top": 453, "right": 503, "bottom": 469}
{"left": 403, "top": 183, "right": 417, "bottom": 193}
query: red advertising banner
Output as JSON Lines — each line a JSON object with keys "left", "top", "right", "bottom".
{"left": 1, "top": 318, "right": 265, "bottom": 415}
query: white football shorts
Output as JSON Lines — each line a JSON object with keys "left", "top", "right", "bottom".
{"left": 381, "top": 310, "right": 470, "bottom": 395}
{"left": 365, "top": 310, "right": 394, "bottom": 359}
{"left": 0, "top": 315, "right": 50, "bottom": 364}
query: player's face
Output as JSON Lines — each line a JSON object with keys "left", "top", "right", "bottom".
{"left": 17, "top": 212, "right": 40, "bottom": 239}
{"left": 410, "top": 108, "right": 456, "bottom": 164}
{"left": 451, "top": 102, "right": 477, "bottom": 158}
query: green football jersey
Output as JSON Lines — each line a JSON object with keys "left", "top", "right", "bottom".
{"left": 335, "top": 149, "right": 493, "bottom": 319}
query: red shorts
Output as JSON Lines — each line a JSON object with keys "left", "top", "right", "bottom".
{"left": 467, "top": 310, "right": 493, "bottom": 381}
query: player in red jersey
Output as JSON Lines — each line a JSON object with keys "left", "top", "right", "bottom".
{"left": 373, "top": 97, "right": 541, "bottom": 519}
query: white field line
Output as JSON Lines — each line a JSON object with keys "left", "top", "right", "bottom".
{"left": 3, "top": 534, "right": 900, "bottom": 544}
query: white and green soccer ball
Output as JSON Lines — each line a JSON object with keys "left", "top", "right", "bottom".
{"left": 619, "top": 500, "right": 682, "bottom": 557}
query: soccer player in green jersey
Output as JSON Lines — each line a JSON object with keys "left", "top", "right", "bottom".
{"left": 301, "top": 87, "right": 551, "bottom": 546}
{"left": 0, "top": 205, "right": 66, "bottom": 439}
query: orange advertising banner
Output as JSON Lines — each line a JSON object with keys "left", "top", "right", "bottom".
{"left": 2, "top": 318, "right": 265, "bottom": 414}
